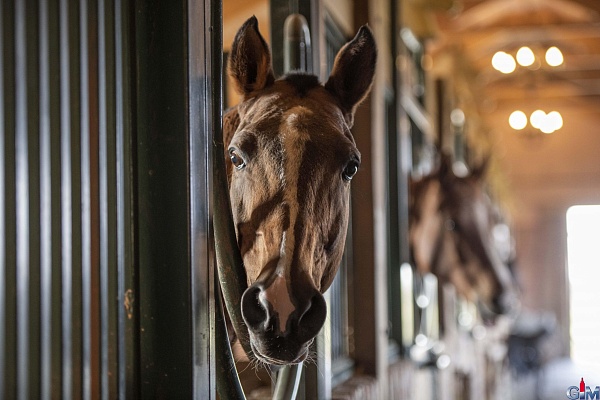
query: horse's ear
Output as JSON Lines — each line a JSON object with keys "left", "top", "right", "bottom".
{"left": 325, "top": 25, "right": 377, "bottom": 127}
{"left": 228, "top": 16, "right": 275, "bottom": 96}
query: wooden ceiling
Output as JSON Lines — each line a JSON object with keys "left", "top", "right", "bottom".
{"left": 431, "top": 0, "right": 600, "bottom": 224}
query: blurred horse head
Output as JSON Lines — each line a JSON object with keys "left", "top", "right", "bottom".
{"left": 409, "top": 155, "right": 517, "bottom": 315}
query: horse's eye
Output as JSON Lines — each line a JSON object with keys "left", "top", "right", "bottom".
{"left": 342, "top": 161, "right": 359, "bottom": 181}
{"left": 229, "top": 149, "right": 246, "bottom": 170}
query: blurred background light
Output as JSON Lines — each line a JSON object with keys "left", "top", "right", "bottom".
{"left": 546, "top": 46, "right": 564, "bottom": 67}
{"left": 509, "top": 110, "right": 527, "bottom": 130}
{"left": 516, "top": 46, "right": 535, "bottom": 67}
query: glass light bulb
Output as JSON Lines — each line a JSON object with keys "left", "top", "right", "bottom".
{"left": 547, "top": 111, "right": 563, "bottom": 131}
{"left": 546, "top": 46, "right": 564, "bottom": 67}
{"left": 540, "top": 114, "right": 555, "bottom": 134}
{"left": 509, "top": 110, "right": 527, "bottom": 130}
{"left": 492, "top": 51, "right": 516, "bottom": 74}
{"left": 516, "top": 46, "right": 535, "bottom": 67}
{"left": 530, "top": 110, "right": 546, "bottom": 129}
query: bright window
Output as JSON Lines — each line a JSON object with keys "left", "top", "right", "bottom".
{"left": 567, "top": 205, "right": 600, "bottom": 367}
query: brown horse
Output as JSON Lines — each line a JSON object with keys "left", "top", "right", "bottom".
{"left": 409, "top": 156, "right": 517, "bottom": 316}
{"left": 223, "top": 17, "right": 376, "bottom": 365}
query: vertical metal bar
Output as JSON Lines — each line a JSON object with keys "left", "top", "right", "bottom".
{"left": 0, "top": 1, "right": 6, "bottom": 397}
{"left": 190, "top": 0, "right": 216, "bottom": 396}
{"left": 26, "top": 4, "right": 43, "bottom": 395}
{"left": 103, "top": 2, "right": 119, "bottom": 394}
{"left": 59, "top": 0, "right": 73, "bottom": 397}
{"left": 39, "top": 0, "right": 53, "bottom": 396}
{"left": 136, "top": 2, "right": 194, "bottom": 396}
{"left": 114, "top": 0, "right": 137, "bottom": 397}
{"left": 2, "top": 5, "right": 18, "bottom": 396}
{"left": 97, "top": 0, "right": 109, "bottom": 398}
{"left": 48, "top": 3, "right": 65, "bottom": 396}
{"left": 14, "top": 0, "right": 30, "bottom": 398}
{"left": 115, "top": 0, "right": 127, "bottom": 394}
{"left": 78, "top": 0, "right": 92, "bottom": 397}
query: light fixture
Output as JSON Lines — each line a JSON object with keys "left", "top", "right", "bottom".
{"left": 545, "top": 111, "right": 563, "bottom": 132}
{"left": 530, "top": 109, "right": 546, "bottom": 129}
{"left": 516, "top": 46, "right": 535, "bottom": 67}
{"left": 509, "top": 110, "right": 527, "bottom": 130}
{"left": 509, "top": 109, "right": 563, "bottom": 135}
{"left": 492, "top": 46, "right": 564, "bottom": 73}
{"left": 545, "top": 46, "right": 564, "bottom": 67}
{"left": 492, "top": 51, "right": 516, "bottom": 74}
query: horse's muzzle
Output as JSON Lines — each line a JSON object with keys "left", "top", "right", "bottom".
{"left": 241, "top": 282, "right": 327, "bottom": 364}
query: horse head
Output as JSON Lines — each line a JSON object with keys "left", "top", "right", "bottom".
{"left": 409, "top": 155, "right": 517, "bottom": 316}
{"left": 223, "top": 16, "right": 376, "bottom": 365}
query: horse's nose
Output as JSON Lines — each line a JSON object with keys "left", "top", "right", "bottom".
{"left": 295, "top": 289, "right": 327, "bottom": 342}
{"left": 241, "top": 280, "right": 326, "bottom": 340}
{"left": 241, "top": 284, "right": 271, "bottom": 332}
{"left": 241, "top": 280, "right": 327, "bottom": 363}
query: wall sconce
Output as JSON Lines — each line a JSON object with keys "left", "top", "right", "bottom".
{"left": 509, "top": 109, "right": 563, "bottom": 135}
{"left": 492, "top": 46, "right": 563, "bottom": 73}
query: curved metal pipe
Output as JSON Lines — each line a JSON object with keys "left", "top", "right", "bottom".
{"left": 213, "top": 82, "right": 250, "bottom": 400}
{"left": 212, "top": 127, "right": 253, "bottom": 357}
{"left": 272, "top": 363, "right": 303, "bottom": 400}
{"left": 283, "top": 14, "right": 312, "bottom": 73}
{"left": 216, "top": 279, "right": 247, "bottom": 400}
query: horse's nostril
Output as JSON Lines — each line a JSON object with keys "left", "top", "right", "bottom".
{"left": 241, "top": 286, "right": 269, "bottom": 331}
{"left": 297, "top": 292, "right": 327, "bottom": 342}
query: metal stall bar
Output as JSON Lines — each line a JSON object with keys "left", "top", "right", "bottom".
{"left": 38, "top": 0, "right": 53, "bottom": 396}
{"left": 135, "top": 0, "right": 216, "bottom": 397}
{"left": 211, "top": 2, "right": 251, "bottom": 395}
{"left": 78, "top": 1, "right": 93, "bottom": 397}
{"left": 58, "top": 0, "right": 74, "bottom": 397}
{"left": 40, "top": 1, "right": 76, "bottom": 397}
{"left": 1, "top": 0, "right": 117, "bottom": 397}
{"left": 2, "top": 0, "right": 17, "bottom": 392}
{"left": 190, "top": 0, "right": 218, "bottom": 397}
{"left": 1, "top": 1, "right": 217, "bottom": 397}
{"left": 135, "top": 0, "right": 193, "bottom": 395}
{"left": 14, "top": 2, "right": 31, "bottom": 398}
{"left": 0, "top": 1, "right": 6, "bottom": 396}
{"left": 97, "top": 0, "right": 111, "bottom": 396}
{"left": 98, "top": 0, "right": 124, "bottom": 397}
{"left": 1, "top": 3, "right": 18, "bottom": 397}
{"left": 114, "top": 0, "right": 139, "bottom": 397}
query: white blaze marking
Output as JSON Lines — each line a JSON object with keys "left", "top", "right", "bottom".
{"left": 260, "top": 274, "right": 295, "bottom": 333}
{"left": 263, "top": 108, "right": 311, "bottom": 333}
